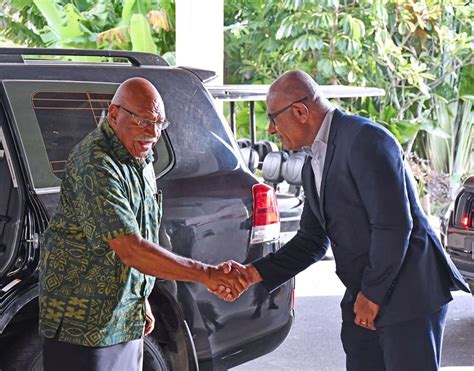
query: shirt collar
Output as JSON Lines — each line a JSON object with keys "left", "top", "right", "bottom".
{"left": 100, "top": 118, "right": 154, "bottom": 168}
{"left": 302, "top": 106, "right": 335, "bottom": 157}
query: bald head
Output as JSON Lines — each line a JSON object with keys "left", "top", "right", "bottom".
{"left": 266, "top": 70, "right": 332, "bottom": 150}
{"left": 268, "top": 70, "right": 329, "bottom": 110}
{"left": 111, "top": 77, "right": 163, "bottom": 117}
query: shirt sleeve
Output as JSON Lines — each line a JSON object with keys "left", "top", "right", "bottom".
{"left": 71, "top": 162, "right": 141, "bottom": 245}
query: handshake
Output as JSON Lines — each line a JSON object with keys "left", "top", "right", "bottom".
{"left": 205, "top": 261, "right": 262, "bottom": 302}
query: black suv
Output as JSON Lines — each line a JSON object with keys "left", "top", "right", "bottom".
{"left": 0, "top": 48, "right": 294, "bottom": 370}
{"left": 445, "top": 176, "right": 474, "bottom": 294}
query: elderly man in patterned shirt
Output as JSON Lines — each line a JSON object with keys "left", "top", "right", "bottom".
{"left": 39, "top": 77, "right": 247, "bottom": 371}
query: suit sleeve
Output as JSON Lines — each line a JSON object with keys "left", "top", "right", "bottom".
{"left": 252, "top": 197, "right": 330, "bottom": 293}
{"left": 349, "top": 125, "right": 413, "bottom": 305}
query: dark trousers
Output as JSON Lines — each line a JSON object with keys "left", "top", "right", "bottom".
{"left": 341, "top": 304, "right": 448, "bottom": 371}
{"left": 43, "top": 336, "right": 143, "bottom": 371}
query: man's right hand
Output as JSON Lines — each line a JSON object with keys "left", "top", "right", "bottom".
{"left": 205, "top": 262, "right": 251, "bottom": 301}
{"left": 208, "top": 261, "right": 262, "bottom": 301}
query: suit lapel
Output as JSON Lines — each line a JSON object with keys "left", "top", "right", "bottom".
{"left": 302, "top": 156, "right": 325, "bottom": 227}
{"left": 319, "top": 144, "right": 335, "bottom": 213}
{"left": 319, "top": 109, "right": 343, "bottom": 213}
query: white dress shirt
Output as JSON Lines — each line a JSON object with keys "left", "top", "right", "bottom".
{"left": 302, "top": 107, "right": 335, "bottom": 196}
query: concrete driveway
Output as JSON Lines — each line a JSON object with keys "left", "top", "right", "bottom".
{"left": 231, "top": 260, "right": 474, "bottom": 371}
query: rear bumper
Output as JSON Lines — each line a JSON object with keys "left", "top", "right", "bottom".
{"left": 211, "top": 314, "right": 294, "bottom": 370}
{"left": 446, "top": 230, "right": 474, "bottom": 289}
{"left": 224, "top": 315, "right": 293, "bottom": 369}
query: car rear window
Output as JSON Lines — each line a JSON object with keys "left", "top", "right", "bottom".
{"left": 33, "top": 91, "right": 108, "bottom": 177}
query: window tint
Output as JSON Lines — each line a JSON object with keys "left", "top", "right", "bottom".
{"left": 33, "top": 91, "right": 110, "bottom": 178}
{"left": 32, "top": 91, "right": 113, "bottom": 178}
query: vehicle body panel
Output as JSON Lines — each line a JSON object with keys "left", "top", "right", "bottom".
{"left": 0, "top": 49, "right": 294, "bottom": 369}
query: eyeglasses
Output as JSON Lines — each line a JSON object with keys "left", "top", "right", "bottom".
{"left": 116, "top": 105, "right": 170, "bottom": 130}
{"left": 267, "top": 96, "right": 308, "bottom": 126}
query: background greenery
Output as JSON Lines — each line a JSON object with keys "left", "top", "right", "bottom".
{"left": 0, "top": 0, "right": 472, "bottom": 214}
{"left": 0, "top": 0, "right": 176, "bottom": 63}
{"left": 224, "top": 0, "right": 473, "bottom": 214}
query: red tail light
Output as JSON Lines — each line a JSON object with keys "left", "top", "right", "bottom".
{"left": 462, "top": 215, "right": 470, "bottom": 228}
{"left": 251, "top": 184, "right": 280, "bottom": 243}
{"left": 452, "top": 191, "right": 474, "bottom": 230}
{"left": 252, "top": 184, "right": 280, "bottom": 226}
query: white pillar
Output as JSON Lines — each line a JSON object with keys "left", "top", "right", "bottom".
{"left": 175, "top": 0, "right": 224, "bottom": 85}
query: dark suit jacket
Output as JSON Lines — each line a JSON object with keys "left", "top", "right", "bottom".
{"left": 253, "top": 109, "right": 470, "bottom": 326}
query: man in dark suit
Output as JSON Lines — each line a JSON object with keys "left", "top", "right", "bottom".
{"left": 216, "top": 70, "right": 470, "bottom": 371}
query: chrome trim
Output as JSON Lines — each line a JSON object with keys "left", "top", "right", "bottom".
{"left": 280, "top": 215, "right": 304, "bottom": 222}
{"left": 34, "top": 186, "right": 60, "bottom": 195}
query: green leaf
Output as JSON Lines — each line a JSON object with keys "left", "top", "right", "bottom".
{"left": 460, "top": 64, "right": 474, "bottom": 96}
{"left": 129, "top": 13, "right": 157, "bottom": 53}
{"left": 423, "top": 126, "right": 451, "bottom": 139}
{"left": 293, "top": 34, "right": 311, "bottom": 51}
{"left": 380, "top": 105, "right": 397, "bottom": 122}
{"left": 33, "top": 0, "right": 64, "bottom": 38}
{"left": 283, "top": 0, "right": 306, "bottom": 10}
{"left": 12, "top": 0, "right": 32, "bottom": 9}
{"left": 317, "top": 58, "right": 333, "bottom": 76}
{"left": 332, "top": 59, "right": 346, "bottom": 74}
{"left": 351, "top": 18, "right": 365, "bottom": 40}
{"left": 276, "top": 20, "right": 293, "bottom": 39}
{"left": 122, "top": 0, "right": 136, "bottom": 24}
{"left": 368, "top": 99, "right": 378, "bottom": 117}
{"left": 388, "top": 120, "right": 420, "bottom": 144}
{"left": 347, "top": 70, "right": 357, "bottom": 83}
{"left": 63, "top": 4, "right": 83, "bottom": 39}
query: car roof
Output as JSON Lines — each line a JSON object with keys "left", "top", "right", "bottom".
{"left": 0, "top": 47, "right": 218, "bottom": 84}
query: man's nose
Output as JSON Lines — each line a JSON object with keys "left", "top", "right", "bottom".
{"left": 268, "top": 120, "right": 276, "bottom": 135}
{"left": 146, "top": 123, "right": 161, "bottom": 138}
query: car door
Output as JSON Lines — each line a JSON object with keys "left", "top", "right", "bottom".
{"left": 0, "top": 101, "right": 41, "bottom": 315}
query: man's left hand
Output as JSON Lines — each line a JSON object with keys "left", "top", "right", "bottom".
{"left": 353, "top": 291, "right": 379, "bottom": 331}
{"left": 144, "top": 298, "right": 155, "bottom": 336}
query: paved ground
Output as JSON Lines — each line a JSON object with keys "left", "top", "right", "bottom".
{"left": 231, "top": 260, "right": 474, "bottom": 371}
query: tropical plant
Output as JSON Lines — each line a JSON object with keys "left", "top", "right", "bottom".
{"left": 224, "top": 0, "right": 473, "bottom": 207}
{"left": 424, "top": 95, "right": 473, "bottom": 192}
{"left": 0, "top": 0, "right": 176, "bottom": 61}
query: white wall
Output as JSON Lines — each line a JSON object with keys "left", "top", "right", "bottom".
{"left": 175, "top": 0, "right": 224, "bottom": 85}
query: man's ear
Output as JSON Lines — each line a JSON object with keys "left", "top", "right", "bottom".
{"left": 108, "top": 104, "right": 119, "bottom": 127}
{"left": 292, "top": 102, "right": 309, "bottom": 122}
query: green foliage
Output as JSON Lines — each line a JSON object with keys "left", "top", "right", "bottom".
{"left": 0, "top": 0, "right": 176, "bottom": 56}
{"left": 424, "top": 95, "right": 473, "bottom": 191}
{"left": 225, "top": 0, "right": 473, "bottom": 201}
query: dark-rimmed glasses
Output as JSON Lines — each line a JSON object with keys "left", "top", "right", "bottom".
{"left": 117, "top": 105, "right": 170, "bottom": 130}
{"left": 267, "top": 96, "right": 308, "bottom": 126}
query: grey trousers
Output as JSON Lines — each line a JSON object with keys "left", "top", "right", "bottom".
{"left": 43, "top": 336, "right": 143, "bottom": 371}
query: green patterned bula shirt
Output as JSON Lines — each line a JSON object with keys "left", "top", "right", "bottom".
{"left": 39, "top": 119, "right": 161, "bottom": 347}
